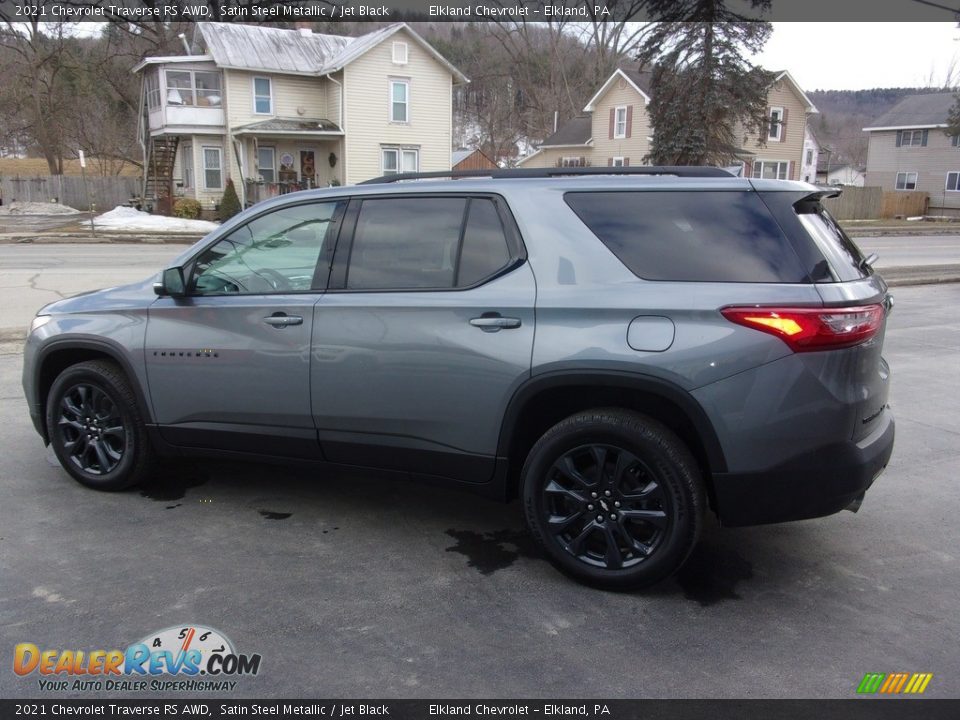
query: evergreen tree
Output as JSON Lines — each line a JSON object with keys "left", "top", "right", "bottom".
{"left": 638, "top": 3, "right": 775, "bottom": 165}
{"left": 946, "top": 93, "right": 960, "bottom": 140}
{"left": 219, "top": 180, "right": 241, "bottom": 221}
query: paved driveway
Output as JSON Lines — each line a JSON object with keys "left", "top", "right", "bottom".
{"left": 0, "top": 255, "right": 957, "bottom": 699}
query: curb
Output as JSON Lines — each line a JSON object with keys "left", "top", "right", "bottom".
{"left": 0, "top": 233, "right": 202, "bottom": 245}
{"left": 845, "top": 226, "right": 960, "bottom": 238}
{"left": 880, "top": 265, "right": 960, "bottom": 287}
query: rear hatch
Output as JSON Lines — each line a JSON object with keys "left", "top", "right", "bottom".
{"left": 757, "top": 188, "right": 892, "bottom": 442}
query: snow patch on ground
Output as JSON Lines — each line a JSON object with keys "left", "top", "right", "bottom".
{"left": 0, "top": 200, "right": 81, "bottom": 215}
{"left": 93, "top": 206, "right": 219, "bottom": 233}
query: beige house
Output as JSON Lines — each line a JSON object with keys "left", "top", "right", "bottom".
{"left": 134, "top": 22, "right": 467, "bottom": 213}
{"left": 518, "top": 68, "right": 817, "bottom": 180}
{"left": 863, "top": 93, "right": 960, "bottom": 214}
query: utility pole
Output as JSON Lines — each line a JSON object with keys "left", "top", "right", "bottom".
{"left": 79, "top": 150, "right": 96, "bottom": 238}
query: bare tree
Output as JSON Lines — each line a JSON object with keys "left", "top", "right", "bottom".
{"left": 918, "top": 53, "right": 960, "bottom": 90}
{"left": 0, "top": 21, "right": 79, "bottom": 173}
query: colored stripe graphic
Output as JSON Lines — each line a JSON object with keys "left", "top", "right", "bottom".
{"left": 905, "top": 673, "right": 933, "bottom": 694}
{"left": 857, "top": 673, "right": 886, "bottom": 694}
{"left": 857, "top": 672, "right": 933, "bottom": 694}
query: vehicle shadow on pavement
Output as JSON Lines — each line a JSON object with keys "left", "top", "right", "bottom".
{"left": 131, "top": 457, "right": 828, "bottom": 602}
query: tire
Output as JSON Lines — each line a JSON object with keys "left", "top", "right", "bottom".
{"left": 521, "top": 408, "right": 705, "bottom": 590}
{"left": 45, "top": 360, "right": 155, "bottom": 491}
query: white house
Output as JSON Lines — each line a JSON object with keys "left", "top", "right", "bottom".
{"left": 133, "top": 22, "right": 467, "bottom": 213}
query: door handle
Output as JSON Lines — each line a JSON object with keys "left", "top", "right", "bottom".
{"left": 263, "top": 313, "right": 303, "bottom": 327}
{"left": 470, "top": 314, "right": 521, "bottom": 332}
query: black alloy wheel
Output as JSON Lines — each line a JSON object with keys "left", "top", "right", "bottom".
{"left": 543, "top": 444, "right": 670, "bottom": 570}
{"left": 521, "top": 409, "right": 704, "bottom": 590}
{"left": 56, "top": 383, "right": 127, "bottom": 475}
{"left": 46, "top": 360, "right": 155, "bottom": 490}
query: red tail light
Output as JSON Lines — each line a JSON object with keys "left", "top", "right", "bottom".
{"left": 721, "top": 304, "right": 884, "bottom": 352}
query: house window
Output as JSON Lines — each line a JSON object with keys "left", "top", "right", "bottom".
{"left": 164, "top": 70, "right": 221, "bottom": 107}
{"left": 806, "top": 149, "right": 814, "bottom": 165}
{"left": 946, "top": 172, "right": 960, "bottom": 191}
{"left": 145, "top": 72, "right": 161, "bottom": 111}
{"left": 752, "top": 160, "right": 789, "bottom": 180}
{"left": 614, "top": 106, "right": 627, "bottom": 139}
{"left": 952, "top": 134, "right": 960, "bottom": 147}
{"left": 381, "top": 147, "right": 419, "bottom": 175}
{"left": 253, "top": 77, "right": 272, "bottom": 115}
{"left": 769, "top": 107, "right": 784, "bottom": 141}
{"left": 166, "top": 71, "right": 193, "bottom": 106}
{"left": 895, "top": 171, "right": 918, "bottom": 190}
{"left": 181, "top": 144, "right": 193, "bottom": 189}
{"left": 561, "top": 157, "right": 585, "bottom": 168}
{"left": 257, "top": 147, "right": 276, "bottom": 183}
{"left": 194, "top": 72, "right": 222, "bottom": 107}
{"left": 203, "top": 147, "right": 222, "bottom": 190}
{"left": 390, "top": 80, "right": 409, "bottom": 123}
{"left": 392, "top": 41, "right": 408, "bottom": 65}
{"left": 612, "top": 157, "right": 626, "bottom": 167}
{"left": 900, "top": 130, "right": 925, "bottom": 146}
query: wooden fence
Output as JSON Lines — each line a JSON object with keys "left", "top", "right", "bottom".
{"left": 821, "top": 186, "right": 883, "bottom": 220}
{"left": 0, "top": 175, "right": 141, "bottom": 212}
{"left": 880, "top": 191, "right": 929, "bottom": 219}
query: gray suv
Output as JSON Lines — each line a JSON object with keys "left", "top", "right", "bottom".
{"left": 22, "top": 167, "right": 894, "bottom": 589}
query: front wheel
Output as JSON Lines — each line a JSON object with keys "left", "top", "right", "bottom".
{"left": 521, "top": 409, "right": 705, "bottom": 590}
{"left": 46, "top": 360, "right": 155, "bottom": 491}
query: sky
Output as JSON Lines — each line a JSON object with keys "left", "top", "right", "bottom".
{"left": 66, "top": 20, "right": 960, "bottom": 92}
{"left": 754, "top": 22, "right": 960, "bottom": 91}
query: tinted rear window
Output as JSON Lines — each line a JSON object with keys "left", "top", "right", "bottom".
{"left": 347, "top": 197, "right": 465, "bottom": 290}
{"left": 565, "top": 191, "right": 809, "bottom": 283}
{"left": 795, "top": 201, "right": 869, "bottom": 282}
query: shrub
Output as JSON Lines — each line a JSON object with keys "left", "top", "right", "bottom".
{"left": 172, "top": 198, "right": 202, "bottom": 219}
{"left": 219, "top": 179, "right": 241, "bottom": 221}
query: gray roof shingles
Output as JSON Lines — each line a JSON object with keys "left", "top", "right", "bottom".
{"left": 867, "top": 92, "right": 955, "bottom": 129}
{"left": 541, "top": 115, "right": 592, "bottom": 147}
{"left": 196, "top": 23, "right": 466, "bottom": 82}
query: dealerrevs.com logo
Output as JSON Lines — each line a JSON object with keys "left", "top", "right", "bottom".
{"left": 13, "top": 625, "right": 262, "bottom": 692}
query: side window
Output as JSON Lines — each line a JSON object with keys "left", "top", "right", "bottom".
{"left": 347, "top": 198, "right": 465, "bottom": 290}
{"left": 457, "top": 199, "right": 511, "bottom": 287}
{"left": 565, "top": 191, "right": 808, "bottom": 283}
{"left": 190, "top": 201, "right": 344, "bottom": 295}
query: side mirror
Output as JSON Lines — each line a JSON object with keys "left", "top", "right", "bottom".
{"left": 154, "top": 266, "right": 186, "bottom": 297}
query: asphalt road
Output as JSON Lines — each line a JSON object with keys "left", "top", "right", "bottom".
{"left": 0, "top": 243, "right": 186, "bottom": 343}
{"left": 0, "top": 245, "right": 958, "bottom": 699}
{"left": 857, "top": 235, "right": 960, "bottom": 268}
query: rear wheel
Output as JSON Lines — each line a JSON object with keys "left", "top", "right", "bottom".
{"left": 521, "top": 409, "right": 704, "bottom": 590}
{"left": 46, "top": 360, "right": 155, "bottom": 491}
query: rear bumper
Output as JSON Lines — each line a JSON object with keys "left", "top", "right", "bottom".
{"left": 712, "top": 411, "right": 894, "bottom": 527}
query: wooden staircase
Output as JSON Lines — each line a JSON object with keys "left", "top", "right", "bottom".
{"left": 144, "top": 136, "right": 179, "bottom": 214}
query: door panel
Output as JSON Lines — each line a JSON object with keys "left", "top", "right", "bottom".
{"left": 146, "top": 294, "right": 318, "bottom": 431}
{"left": 311, "top": 263, "right": 536, "bottom": 465}
{"left": 144, "top": 198, "right": 344, "bottom": 455}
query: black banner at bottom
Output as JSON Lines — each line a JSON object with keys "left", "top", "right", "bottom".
{"left": 2, "top": 700, "right": 960, "bottom": 720}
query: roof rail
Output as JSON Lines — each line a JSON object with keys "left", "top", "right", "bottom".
{"left": 359, "top": 166, "right": 736, "bottom": 185}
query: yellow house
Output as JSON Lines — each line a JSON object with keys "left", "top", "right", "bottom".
{"left": 133, "top": 22, "right": 467, "bottom": 212}
{"left": 519, "top": 67, "right": 817, "bottom": 179}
